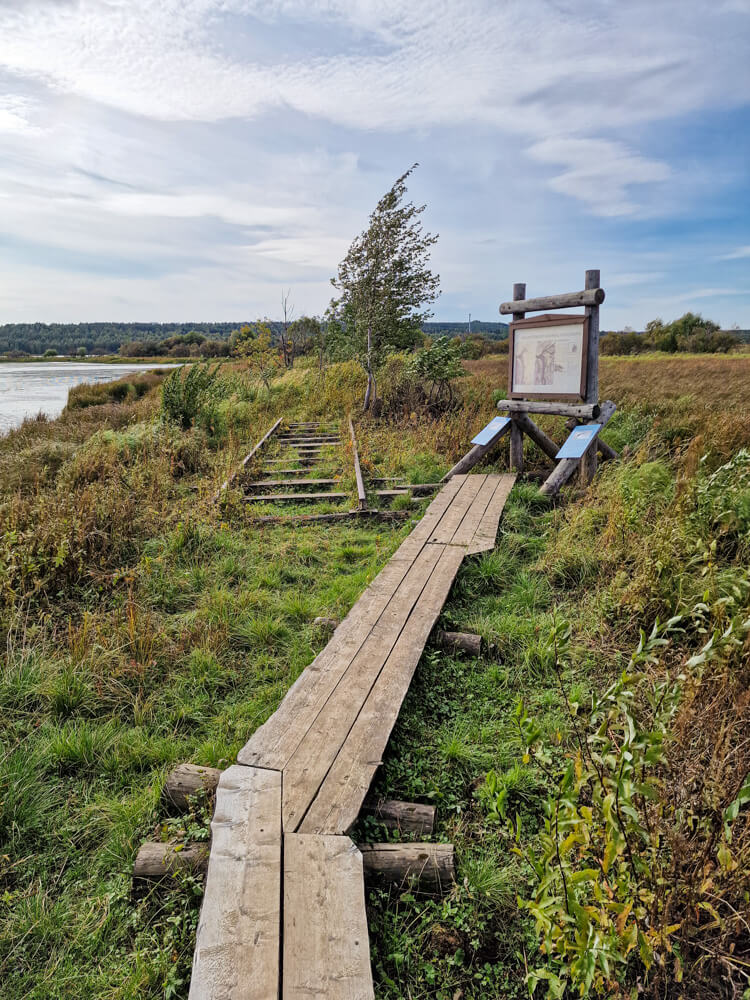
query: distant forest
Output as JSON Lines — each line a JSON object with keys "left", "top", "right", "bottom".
{"left": 0, "top": 320, "right": 509, "bottom": 356}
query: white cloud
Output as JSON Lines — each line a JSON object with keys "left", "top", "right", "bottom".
{"left": 0, "top": 95, "right": 39, "bottom": 133}
{"left": 527, "top": 138, "right": 671, "bottom": 216}
{"left": 719, "top": 245, "right": 750, "bottom": 260}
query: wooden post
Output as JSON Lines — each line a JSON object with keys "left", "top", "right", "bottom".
{"left": 579, "top": 269, "right": 600, "bottom": 485}
{"left": 349, "top": 415, "right": 367, "bottom": 511}
{"left": 510, "top": 283, "right": 526, "bottom": 475}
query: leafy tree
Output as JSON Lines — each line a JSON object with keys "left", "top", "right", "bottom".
{"left": 289, "top": 316, "right": 322, "bottom": 368}
{"left": 43, "top": 348, "right": 57, "bottom": 358}
{"left": 409, "top": 336, "right": 464, "bottom": 406}
{"left": 328, "top": 164, "right": 440, "bottom": 411}
{"left": 76, "top": 346, "right": 87, "bottom": 357}
{"left": 236, "top": 322, "right": 282, "bottom": 391}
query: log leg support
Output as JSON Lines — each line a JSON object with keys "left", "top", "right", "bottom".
{"left": 162, "top": 764, "right": 435, "bottom": 834}
{"left": 433, "top": 629, "right": 482, "bottom": 657}
{"left": 134, "top": 840, "right": 454, "bottom": 894}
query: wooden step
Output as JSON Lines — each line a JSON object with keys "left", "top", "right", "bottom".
{"left": 246, "top": 479, "right": 340, "bottom": 488}
{"left": 279, "top": 435, "right": 341, "bottom": 442}
{"left": 375, "top": 484, "right": 440, "bottom": 498}
{"left": 244, "top": 492, "right": 348, "bottom": 503}
{"left": 262, "top": 468, "right": 319, "bottom": 475}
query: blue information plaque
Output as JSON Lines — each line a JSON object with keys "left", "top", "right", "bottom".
{"left": 556, "top": 423, "right": 602, "bottom": 459}
{"left": 471, "top": 416, "right": 511, "bottom": 447}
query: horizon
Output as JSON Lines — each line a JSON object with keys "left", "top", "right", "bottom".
{"left": 1, "top": 2, "right": 749, "bottom": 328}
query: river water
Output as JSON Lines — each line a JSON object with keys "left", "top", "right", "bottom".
{"left": 0, "top": 362, "right": 179, "bottom": 435}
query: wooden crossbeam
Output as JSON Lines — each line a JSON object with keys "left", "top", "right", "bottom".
{"left": 244, "top": 492, "right": 348, "bottom": 503}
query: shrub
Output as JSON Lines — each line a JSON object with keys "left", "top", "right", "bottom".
{"left": 409, "top": 336, "right": 465, "bottom": 408}
{"left": 161, "top": 363, "right": 223, "bottom": 430}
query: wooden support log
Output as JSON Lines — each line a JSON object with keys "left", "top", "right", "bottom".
{"left": 362, "top": 799, "right": 435, "bottom": 835}
{"left": 499, "top": 287, "right": 605, "bottom": 314}
{"left": 134, "top": 841, "right": 210, "bottom": 882}
{"left": 579, "top": 269, "right": 602, "bottom": 485}
{"left": 313, "top": 616, "right": 339, "bottom": 631}
{"left": 162, "top": 763, "right": 222, "bottom": 812}
{"left": 511, "top": 413, "right": 559, "bottom": 462}
{"left": 509, "top": 417, "right": 524, "bottom": 474}
{"left": 598, "top": 437, "right": 619, "bottom": 461}
{"left": 498, "top": 399, "right": 600, "bottom": 419}
{"left": 134, "top": 840, "right": 453, "bottom": 893}
{"left": 441, "top": 422, "right": 510, "bottom": 481}
{"left": 565, "top": 418, "right": 618, "bottom": 461}
{"left": 433, "top": 629, "right": 482, "bottom": 657}
{"left": 359, "top": 843, "right": 454, "bottom": 893}
{"left": 540, "top": 400, "right": 616, "bottom": 496}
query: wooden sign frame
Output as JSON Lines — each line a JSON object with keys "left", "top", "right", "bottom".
{"left": 508, "top": 313, "right": 589, "bottom": 401}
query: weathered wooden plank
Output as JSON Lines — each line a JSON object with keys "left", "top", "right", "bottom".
{"left": 499, "top": 287, "right": 604, "bottom": 314}
{"left": 189, "top": 765, "right": 281, "bottom": 1000}
{"left": 299, "top": 544, "right": 464, "bottom": 835}
{"left": 283, "top": 834, "right": 374, "bottom": 1000}
{"left": 237, "top": 534, "right": 432, "bottom": 770}
{"left": 450, "top": 474, "right": 498, "bottom": 548}
{"left": 244, "top": 492, "right": 348, "bottom": 503}
{"left": 425, "top": 475, "right": 485, "bottom": 545}
{"left": 261, "top": 467, "right": 319, "bottom": 475}
{"left": 467, "top": 474, "right": 516, "bottom": 554}
{"left": 245, "top": 478, "right": 340, "bottom": 488}
{"left": 402, "top": 475, "right": 465, "bottom": 547}
{"left": 282, "top": 543, "right": 446, "bottom": 830}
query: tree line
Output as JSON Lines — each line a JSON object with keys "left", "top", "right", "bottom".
{"left": 600, "top": 314, "right": 740, "bottom": 355}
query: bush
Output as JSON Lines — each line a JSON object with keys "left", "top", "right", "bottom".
{"left": 161, "top": 363, "right": 223, "bottom": 430}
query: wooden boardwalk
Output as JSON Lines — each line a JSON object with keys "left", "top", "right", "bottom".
{"left": 191, "top": 474, "right": 515, "bottom": 999}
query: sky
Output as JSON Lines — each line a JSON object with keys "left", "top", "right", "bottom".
{"left": 1, "top": 0, "right": 749, "bottom": 329}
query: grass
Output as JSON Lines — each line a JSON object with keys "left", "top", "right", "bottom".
{"left": 2, "top": 351, "right": 750, "bottom": 997}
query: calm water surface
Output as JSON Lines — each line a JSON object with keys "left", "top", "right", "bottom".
{"left": 0, "top": 362, "right": 179, "bottom": 435}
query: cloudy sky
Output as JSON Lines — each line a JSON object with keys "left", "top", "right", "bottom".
{"left": 1, "top": 0, "right": 749, "bottom": 328}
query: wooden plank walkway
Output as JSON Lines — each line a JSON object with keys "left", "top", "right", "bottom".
{"left": 190, "top": 474, "right": 515, "bottom": 999}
